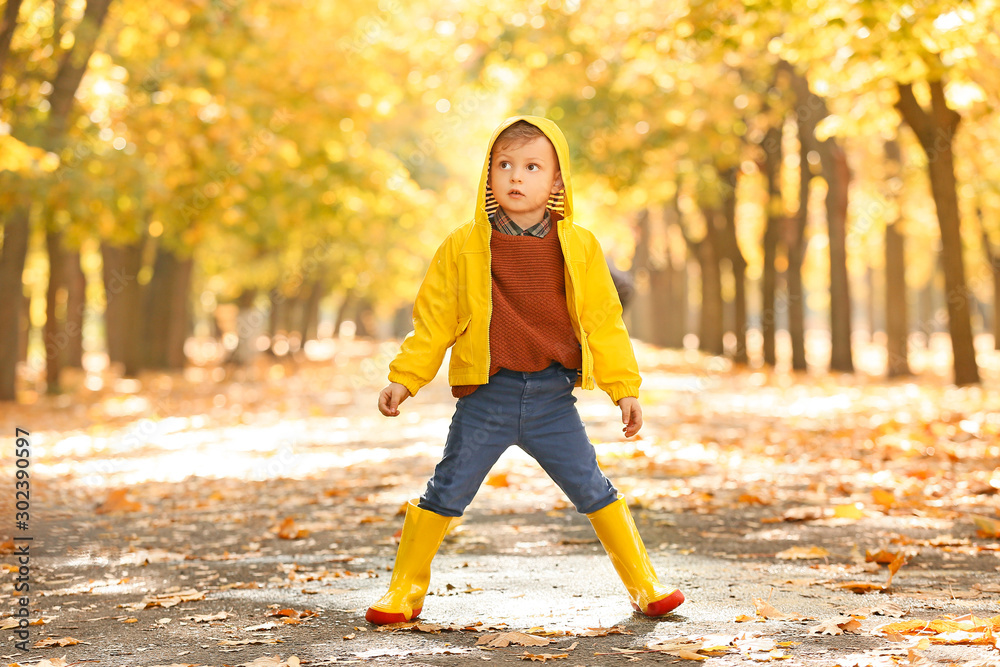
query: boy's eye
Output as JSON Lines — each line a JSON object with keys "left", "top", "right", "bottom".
{"left": 527, "top": 164, "right": 539, "bottom": 171}
{"left": 499, "top": 161, "right": 511, "bottom": 169}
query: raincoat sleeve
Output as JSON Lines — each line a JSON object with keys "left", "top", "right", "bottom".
{"left": 579, "top": 236, "right": 642, "bottom": 404}
{"left": 387, "top": 236, "right": 459, "bottom": 397}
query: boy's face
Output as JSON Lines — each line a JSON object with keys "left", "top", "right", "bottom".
{"left": 489, "top": 136, "right": 563, "bottom": 227}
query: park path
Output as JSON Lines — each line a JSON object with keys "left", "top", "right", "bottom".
{"left": 1, "top": 340, "right": 998, "bottom": 666}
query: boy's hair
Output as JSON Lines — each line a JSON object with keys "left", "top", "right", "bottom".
{"left": 485, "top": 120, "right": 566, "bottom": 217}
{"left": 493, "top": 120, "right": 549, "bottom": 153}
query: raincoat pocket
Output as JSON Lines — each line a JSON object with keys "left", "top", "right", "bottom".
{"left": 451, "top": 314, "right": 475, "bottom": 368}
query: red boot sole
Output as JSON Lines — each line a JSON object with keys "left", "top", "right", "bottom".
{"left": 365, "top": 606, "right": 421, "bottom": 625}
{"left": 633, "top": 589, "right": 685, "bottom": 617}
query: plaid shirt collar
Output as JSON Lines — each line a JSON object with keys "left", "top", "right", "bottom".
{"left": 490, "top": 206, "right": 552, "bottom": 238}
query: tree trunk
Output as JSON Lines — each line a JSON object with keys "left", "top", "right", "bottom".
{"left": 19, "top": 293, "right": 30, "bottom": 365}
{"left": 335, "top": 289, "right": 356, "bottom": 335}
{"left": 231, "top": 289, "right": 262, "bottom": 366}
{"left": 760, "top": 124, "right": 783, "bottom": 367}
{"left": 142, "top": 244, "right": 192, "bottom": 370}
{"left": 896, "top": 81, "right": 979, "bottom": 385}
{"left": 628, "top": 209, "right": 653, "bottom": 343}
{"left": 0, "top": 204, "right": 30, "bottom": 400}
{"left": 300, "top": 279, "right": 324, "bottom": 343}
{"left": 0, "top": 0, "right": 25, "bottom": 79}
{"left": 979, "top": 208, "right": 1000, "bottom": 350}
{"left": 995, "top": 260, "right": 1000, "bottom": 350}
{"left": 818, "top": 137, "right": 854, "bottom": 372}
{"left": 648, "top": 267, "right": 671, "bottom": 348}
{"left": 690, "top": 213, "right": 724, "bottom": 356}
{"left": 44, "top": 229, "right": 66, "bottom": 393}
{"left": 787, "top": 125, "right": 812, "bottom": 372}
{"left": 884, "top": 139, "right": 911, "bottom": 377}
{"left": 64, "top": 248, "right": 85, "bottom": 368}
{"left": 662, "top": 199, "right": 688, "bottom": 348}
{"left": 101, "top": 240, "right": 144, "bottom": 377}
{"left": 885, "top": 222, "right": 911, "bottom": 376}
{"left": 718, "top": 166, "right": 747, "bottom": 364}
{"left": 0, "top": 0, "right": 115, "bottom": 401}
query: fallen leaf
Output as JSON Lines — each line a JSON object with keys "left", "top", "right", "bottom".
{"left": 775, "top": 546, "right": 829, "bottom": 560}
{"left": 123, "top": 588, "right": 206, "bottom": 611}
{"left": 218, "top": 638, "right": 283, "bottom": 646}
{"left": 810, "top": 617, "right": 862, "bottom": 635}
{"left": 33, "top": 637, "right": 80, "bottom": 648}
{"left": 753, "top": 598, "right": 802, "bottom": 620}
{"left": 837, "top": 581, "right": 884, "bottom": 594}
{"left": 578, "top": 626, "right": 631, "bottom": 636}
{"left": 872, "top": 488, "right": 896, "bottom": 508}
{"left": 906, "top": 649, "right": 934, "bottom": 666}
{"left": 245, "top": 621, "right": 279, "bottom": 632}
{"left": 485, "top": 473, "right": 510, "bottom": 488}
{"left": 0, "top": 616, "right": 47, "bottom": 629}
{"left": 237, "top": 657, "right": 301, "bottom": 667}
{"left": 275, "top": 517, "right": 310, "bottom": 540}
{"left": 833, "top": 503, "right": 865, "bottom": 519}
{"left": 184, "top": 611, "right": 230, "bottom": 622}
{"left": 971, "top": 514, "right": 1000, "bottom": 538}
{"left": 477, "top": 632, "right": 552, "bottom": 647}
{"left": 520, "top": 651, "right": 569, "bottom": 662}
{"left": 779, "top": 506, "right": 824, "bottom": 522}
{"left": 846, "top": 604, "right": 905, "bottom": 618}
{"left": 885, "top": 551, "right": 906, "bottom": 588}
{"left": 650, "top": 635, "right": 741, "bottom": 660}
{"left": 95, "top": 489, "right": 142, "bottom": 514}
{"left": 734, "top": 614, "right": 756, "bottom": 623}
{"left": 865, "top": 549, "right": 899, "bottom": 564}
{"left": 343, "top": 633, "right": 355, "bottom": 640}
{"left": 735, "top": 636, "right": 776, "bottom": 653}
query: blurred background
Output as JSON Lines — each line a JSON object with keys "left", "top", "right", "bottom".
{"left": 2, "top": 0, "right": 1000, "bottom": 404}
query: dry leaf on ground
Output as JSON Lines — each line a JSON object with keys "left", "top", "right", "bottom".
{"left": 274, "top": 517, "right": 310, "bottom": 540}
{"left": 218, "top": 637, "right": 283, "bottom": 646}
{"left": 971, "top": 514, "right": 1000, "bottom": 538}
{"left": 95, "top": 489, "right": 142, "bottom": 514}
{"left": 885, "top": 552, "right": 906, "bottom": 587}
{"left": 836, "top": 581, "right": 885, "bottom": 593}
{"left": 123, "top": 588, "right": 206, "bottom": 610}
{"left": 810, "top": 616, "right": 862, "bottom": 635}
{"left": 477, "top": 631, "right": 552, "bottom": 647}
{"left": 237, "top": 656, "right": 301, "bottom": 667}
{"left": 865, "top": 549, "right": 899, "bottom": 564}
{"left": 520, "top": 652, "right": 569, "bottom": 662}
{"left": 775, "top": 546, "right": 829, "bottom": 560}
{"left": 578, "top": 626, "right": 631, "bottom": 636}
{"left": 847, "top": 604, "right": 905, "bottom": 618}
{"left": 183, "top": 611, "right": 230, "bottom": 622}
{"left": 33, "top": 637, "right": 80, "bottom": 648}
{"left": 753, "top": 598, "right": 804, "bottom": 620}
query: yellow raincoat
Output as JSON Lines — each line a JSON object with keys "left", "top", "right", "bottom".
{"left": 388, "top": 115, "right": 641, "bottom": 404}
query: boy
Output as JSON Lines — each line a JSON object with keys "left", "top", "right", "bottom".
{"left": 367, "top": 116, "right": 684, "bottom": 624}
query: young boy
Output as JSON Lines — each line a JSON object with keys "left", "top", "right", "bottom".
{"left": 367, "top": 116, "right": 684, "bottom": 624}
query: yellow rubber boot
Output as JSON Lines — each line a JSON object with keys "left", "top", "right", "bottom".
{"left": 366, "top": 500, "right": 455, "bottom": 625}
{"left": 587, "top": 494, "right": 684, "bottom": 616}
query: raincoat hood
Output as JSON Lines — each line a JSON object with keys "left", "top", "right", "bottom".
{"left": 476, "top": 115, "right": 574, "bottom": 227}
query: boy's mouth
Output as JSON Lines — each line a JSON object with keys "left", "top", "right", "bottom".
{"left": 508, "top": 189, "right": 525, "bottom": 198}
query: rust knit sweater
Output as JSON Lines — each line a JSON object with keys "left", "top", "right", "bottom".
{"left": 452, "top": 225, "right": 582, "bottom": 398}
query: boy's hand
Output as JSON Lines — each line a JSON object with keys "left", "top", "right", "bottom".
{"left": 617, "top": 397, "right": 643, "bottom": 437}
{"left": 378, "top": 382, "right": 411, "bottom": 417}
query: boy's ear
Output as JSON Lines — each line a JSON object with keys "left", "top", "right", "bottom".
{"left": 550, "top": 171, "right": 564, "bottom": 194}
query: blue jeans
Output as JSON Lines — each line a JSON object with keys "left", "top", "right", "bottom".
{"left": 419, "top": 362, "right": 618, "bottom": 517}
